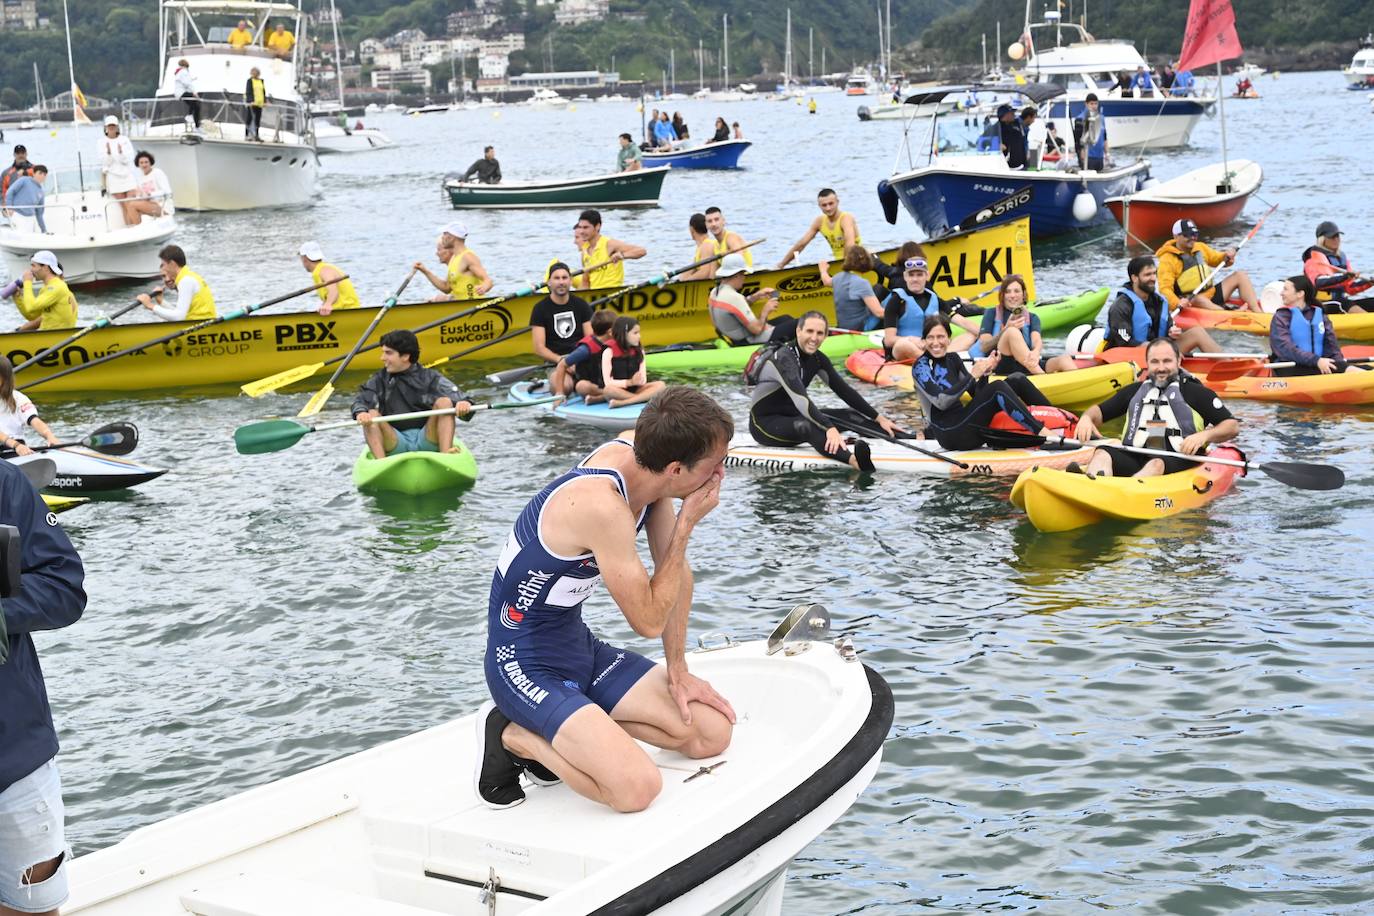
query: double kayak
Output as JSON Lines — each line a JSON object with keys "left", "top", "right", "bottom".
{"left": 725, "top": 434, "right": 1096, "bottom": 477}
{"left": 509, "top": 381, "right": 644, "bottom": 430}
{"left": 1198, "top": 366, "right": 1374, "bottom": 405}
{"left": 645, "top": 333, "right": 872, "bottom": 373}
{"left": 353, "top": 439, "right": 478, "bottom": 495}
{"left": 845, "top": 349, "right": 1135, "bottom": 413}
{"left": 8, "top": 449, "right": 167, "bottom": 493}
{"left": 1175, "top": 306, "right": 1374, "bottom": 342}
{"left": 1010, "top": 444, "right": 1246, "bottom": 532}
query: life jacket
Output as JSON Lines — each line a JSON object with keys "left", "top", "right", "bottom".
{"left": 890, "top": 288, "right": 941, "bottom": 338}
{"left": 606, "top": 337, "right": 643, "bottom": 381}
{"left": 248, "top": 77, "right": 266, "bottom": 107}
{"left": 1125, "top": 375, "right": 1198, "bottom": 452}
{"left": 988, "top": 404, "right": 1078, "bottom": 438}
{"left": 1120, "top": 285, "right": 1170, "bottom": 342}
{"left": 174, "top": 266, "right": 216, "bottom": 320}
{"left": 1172, "top": 247, "right": 1211, "bottom": 296}
{"left": 1288, "top": 305, "right": 1325, "bottom": 355}
{"left": 1303, "top": 245, "right": 1350, "bottom": 300}
{"left": 573, "top": 333, "right": 608, "bottom": 386}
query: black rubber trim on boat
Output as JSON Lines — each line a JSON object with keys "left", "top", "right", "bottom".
{"left": 588, "top": 663, "right": 895, "bottom": 916}
{"left": 422, "top": 870, "right": 547, "bottom": 901}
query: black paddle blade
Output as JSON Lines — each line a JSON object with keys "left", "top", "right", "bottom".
{"left": 83, "top": 422, "right": 139, "bottom": 456}
{"left": 1259, "top": 460, "right": 1345, "bottom": 491}
{"left": 486, "top": 364, "right": 549, "bottom": 385}
{"left": 16, "top": 457, "right": 56, "bottom": 490}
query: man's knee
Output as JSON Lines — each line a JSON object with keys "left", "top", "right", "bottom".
{"left": 683, "top": 709, "right": 732, "bottom": 759}
{"left": 434, "top": 396, "right": 454, "bottom": 409}
{"left": 608, "top": 761, "right": 662, "bottom": 813}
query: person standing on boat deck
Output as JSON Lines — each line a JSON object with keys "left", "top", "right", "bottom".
{"left": 476, "top": 386, "right": 736, "bottom": 811}
{"left": 297, "top": 241, "right": 359, "bottom": 316}
{"left": 265, "top": 22, "right": 295, "bottom": 59}
{"left": 416, "top": 223, "right": 492, "bottom": 301}
{"left": 1302, "top": 220, "right": 1374, "bottom": 314}
{"left": 4, "top": 165, "right": 48, "bottom": 235}
{"left": 243, "top": 68, "right": 268, "bottom": 142}
{"left": 683, "top": 213, "right": 718, "bottom": 280}
{"left": 0, "top": 145, "right": 33, "bottom": 211}
{"left": 1156, "top": 218, "right": 1261, "bottom": 313}
{"left": 996, "top": 103, "right": 1027, "bottom": 170}
{"left": 776, "top": 188, "right": 862, "bottom": 268}
{"left": 704, "top": 205, "right": 752, "bottom": 268}
{"left": 1171, "top": 67, "right": 1195, "bottom": 96}
{"left": 643, "top": 109, "right": 660, "bottom": 148}
{"left": 351, "top": 329, "right": 472, "bottom": 460}
{"left": 1159, "top": 64, "right": 1176, "bottom": 92}
{"left": 0, "top": 453, "right": 87, "bottom": 916}
{"left": 747, "top": 311, "right": 902, "bottom": 471}
{"left": 137, "top": 244, "right": 216, "bottom": 322}
{"left": 709, "top": 253, "right": 790, "bottom": 345}
{"left": 818, "top": 245, "right": 883, "bottom": 331}
{"left": 99, "top": 117, "right": 139, "bottom": 226}
{"left": 574, "top": 209, "right": 646, "bottom": 291}
{"left": 0, "top": 357, "right": 59, "bottom": 455}
{"left": 1074, "top": 337, "right": 1239, "bottom": 479}
{"left": 528, "top": 261, "right": 593, "bottom": 383}
{"left": 460, "top": 146, "right": 501, "bottom": 184}
{"left": 1103, "top": 255, "right": 1221, "bottom": 355}
{"left": 1114, "top": 71, "right": 1134, "bottom": 98}
{"left": 651, "top": 111, "right": 677, "bottom": 150}
{"left": 1269, "top": 276, "right": 1363, "bottom": 377}
{"left": 1073, "top": 93, "right": 1108, "bottom": 171}
{"left": 710, "top": 116, "right": 729, "bottom": 142}
{"left": 173, "top": 59, "right": 200, "bottom": 130}
{"left": 1022, "top": 106, "right": 1045, "bottom": 167}
{"left": 616, "top": 133, "right": 642, "bottom": 172}
{"left": 127, "top": 152, "right": 173, "bottom": 224}
{"left": 15, "top": 251, "right": 76, "bottom": 332}
{"left": 1130, "top": 65, "right": 1157, "bottom": 97}
{"left": 228, "top": 19, "right": 253, "bottom": 51}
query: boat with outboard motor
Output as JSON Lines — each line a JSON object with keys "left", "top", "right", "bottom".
{"left": 444, "top": 167, "right": 669, "bottom": 209}
{"left": 63, "top": 604, "right": 891, "bottom": 916}
{"left": 642, "top": 139, "right": 752, "bottom": 170}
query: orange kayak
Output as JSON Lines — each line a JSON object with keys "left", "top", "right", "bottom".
{"left": 1175, "top": 307, "right": 1374, "bottom": 342}
{"left": 1198, "top": 365, "right": 1374, "bottom": 404}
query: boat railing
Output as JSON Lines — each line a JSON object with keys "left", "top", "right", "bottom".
{"left": 8, "top": 183, "right": 171, "bottom": 237}
{"left": 120, "top": 97, "right": 313, "bottom": 143}
{"left": 169, "top": 43, "right": 279, "bottom": 63}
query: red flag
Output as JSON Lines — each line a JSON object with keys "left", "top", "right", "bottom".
{"left": 1176, "top": 0, "right": 1243, "bottom": 72}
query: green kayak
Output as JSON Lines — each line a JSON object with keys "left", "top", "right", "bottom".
{"left": 645, "top": 332, "right": 875, "bottom": 373}
{"left": 978, "top": 287, "right": 1109, "bottom": 334}
{"left": 352, "top": 438, "right": 479, "bottom": 495}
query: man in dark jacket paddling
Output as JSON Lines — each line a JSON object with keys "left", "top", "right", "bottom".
{"left": 351, "top": 329, "right": 473, "bottom": 459}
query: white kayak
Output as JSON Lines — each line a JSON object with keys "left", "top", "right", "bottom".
{"left": 725, "top": 433, "right": 1097, "bottom": 477}
{"left": 8, "top": 448, "right": 167, "bottom": 492}
{"left": 65, "top": 606, "right": 890, "bottom": 915}
{"left": 509, "top": 381, "right": 645, "bottom": 431}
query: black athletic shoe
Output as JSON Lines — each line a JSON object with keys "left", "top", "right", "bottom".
{"left": 474, "top": 701, "right": 525, "bottom": 809}
{"left": 513, "top": 754, "right": 561, "bottom": 787}
{"left": 853, "top": 439, "right": 877, "bottom": 473}
{"left": 1065, "top": 461, "right": 1085, "bottom": 475}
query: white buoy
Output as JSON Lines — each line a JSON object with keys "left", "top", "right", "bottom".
{"left": 1065, "top": 324, "right": 1107, "bottom": 357}
{"left": 1259, "top": 280, "right": 1285, "bottom": 312}
{"left": 1007, "top": 41, "right": 1025, "bottom": 61}
{"left": 1072, "top": 191, "right": 1097, "bottom": 222}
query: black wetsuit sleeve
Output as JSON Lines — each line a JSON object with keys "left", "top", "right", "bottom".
{"left": 770, "top": 346, "right": 832, "bottom": 429}
{"left": 882, "top": 294, "right": 904, "bottom": 330}
{"left": 1183, "top": 380, "right": 1234, "bottom": 425}
{"left": 1106, "top": 294, "right": 1139, "bottom": 348}
{"left": 1096, "top": 380, "right": 1139, "bottom": 422}
{"left": 819, "top": 353, "right": 880, "bottom": 419}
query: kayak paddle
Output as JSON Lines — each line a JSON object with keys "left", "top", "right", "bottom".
{"left": 1190, "top": 202, "right": 1278, "bottom": 296}
{"left": 296, "top": 267, "right": 418, "bottom": 418}
{"left": 234, "top": 400, "right": 559, "bottom": 455}
{"left": 830, "top": 415, "right": 970, "bottom": 470}
{"left": 0, "top": 422, "right": 140, "bottom": 458}
{"left": 1205, "top": 357, "right": 1374, "bottom": 382}
{"left": 14, "top": 297, "right": 153, "bottom": 373}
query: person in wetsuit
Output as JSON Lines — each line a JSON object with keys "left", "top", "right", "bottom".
{"left": 748, "top": 310, "right": 903, "bottom": 471}
{"left": 911, "top": 314, "right": 1063, "bottom": 451}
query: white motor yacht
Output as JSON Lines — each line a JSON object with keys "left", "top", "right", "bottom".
{"left": 1344, "top": 35, "right": 1374, "bottom": 88}
{"left": 525, "top": 87, "right": 568, "bottom": 108}
{"left": 119, "top": 0, "right": 318, "bottom": 211}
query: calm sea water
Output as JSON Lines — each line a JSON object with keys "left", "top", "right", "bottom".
{"left": 8, "top": 71, "right": 1374, "bottom": 912}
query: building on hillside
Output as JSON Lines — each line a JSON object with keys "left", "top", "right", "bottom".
{"left": 367, "top": 49, "right": 403, "bottom": 70}
{"left": 0, "top": 0, "right": 38, "bottom": 30}
{"left": 509, "top": 70, "right": 619, "bottom": 89}
{"left": 450, "top": 37, "right": 483, "bottom": 57}
{"left": 371, "top": 67, "right": 433, "bottom": 91}
{"left": 447, "top": 9, "right": 503, "bottom": 35}
{"left": 554, "top": 0, "right": 608, "bottom": 26}
{"left": 406, "top": 38, "right": 457, "bottom": 66}
{"left": 359, "top": 38, "right": 385, "bottom": 60}
{"left": 481, "top": 33, "right": 526, "bottom": 55}
{"left": 388, "top": 28, "right": 426, "bottom": 48}
{"left": 479, "top": 54, "right": 510, "bottom": 82}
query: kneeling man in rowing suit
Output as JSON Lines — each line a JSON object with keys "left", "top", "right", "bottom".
{"left": 477, "top": 386, "right": 736, "bottom": 811}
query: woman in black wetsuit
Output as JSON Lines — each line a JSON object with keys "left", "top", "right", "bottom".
{"left": 748, "top": 311, "right": 904, "bottom": 471}
{"left": 911, "top": 314, "right": 1063, "bottom": 450}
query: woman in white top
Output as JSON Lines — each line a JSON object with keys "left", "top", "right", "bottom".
{"left": 0, "top": 356, "right": 59, "bottom": 455}
{"left": 99, "top": 116, "right": 139, "bottom": 226}
{"left": 127, "top": 150, "right": 174, "bottom": 224}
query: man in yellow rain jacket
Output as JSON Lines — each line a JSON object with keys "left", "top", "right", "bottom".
{"left": 1155, "top": 218, "right": 1260, "bottom": 312}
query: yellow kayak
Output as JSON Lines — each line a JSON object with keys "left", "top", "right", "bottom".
{"left": 1010, "top": 445, "right": 1246, "bottom": 532}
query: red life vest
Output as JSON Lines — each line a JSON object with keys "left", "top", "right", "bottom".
{"left": 606, "top": 337, "right": 643, "bottom": 382}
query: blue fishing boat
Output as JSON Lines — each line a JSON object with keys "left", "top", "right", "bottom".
{"left": 877, "top": 84, "right": 1151, "bottom": 239}
{"left": 642, "top": 138, "right": 752, "bottom": 170}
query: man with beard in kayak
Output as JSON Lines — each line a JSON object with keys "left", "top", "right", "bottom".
{"left": 1155, "top": 218, "right": 1261, "bottom": 312}
{"left": 476, "top": 386, "right": 735, "bottom": 812}
{"left": 747, "top": 311, "right": 902, "bottom": 471}
{"left": 1302, "top": 220, "right": 1374, "bottom": 314}
{"left": 351, "top": 329, "right": 473, "bottom": 459}
{"left": 1073, "top": 337, "right": 1239, "bottom": 478}
{"left": 1269, "top": 275, "right": 1364, "bottom": 376}
{"left": 1104, "top": 256, "right": 1221, "bottom": 355}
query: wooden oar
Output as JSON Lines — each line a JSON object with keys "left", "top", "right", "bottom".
{"left": 1206, "top": 356, "right": 1374, "bottom": 382}
{"left": 234, "top": 399, "right": 558, "bottom": 455}
{"left": 14, "top": 298, "right": 151, "bottom": 373}
{"left": 0, "top": 422, "right": 139, "bottom": 458}
{"left": 828, "top": 414, "right": 970, "bottom": 469}
{"left": 22, "top": 277, "right": 346, "bottom": 391}
{"left": 296, "top": 268, "right": 418, "bottom": 418}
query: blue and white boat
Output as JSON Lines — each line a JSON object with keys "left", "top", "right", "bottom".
{"left": 878, "top": 84, "right": 1151, "bottom": 239}
{"left": 642, "top": 138, "right": 752, "bottom": 170}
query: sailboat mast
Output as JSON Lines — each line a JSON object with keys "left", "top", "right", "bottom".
{"left": 1216, "top": 61, "right": 1231, "bottom": 190}
{"left": 329, "top": 0, "right": 346, "bottom": 110}
{"left": 723, "top": 15, "right": 730, "bottom": 89}
{"left": 60, "top": 0, "right": 83, "bottom": 186}
{"left": 698, "top": 39, "right": 704, "bottom": 91}
{"left": 785, "top": 8, "right": 792, "bottom": 87}
{"left": 809, "top": 28, "right": 814, "bottom": 84}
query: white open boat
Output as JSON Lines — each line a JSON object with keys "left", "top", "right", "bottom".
{"left": 726, "top": 434, "right": 1096, "bottom": 476}
{"left": 1105, "top": 159, "right": 1262, "bottom": 241}
{"left": 64, "top": 606, "right": 891, "bottom": 915}
{"left": 313, "top": 121, "right": 394, "bottom": 154}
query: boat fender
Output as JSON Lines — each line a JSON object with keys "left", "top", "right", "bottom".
{"left": 1071, "top": 190, "right": 1097, "bottom": 222}
{"left": 1259, "top": 280, "right": 1285, "bottom": 312}
{"left": 1065, "top": 324, "right": 1105, "bottom": 356}
{"left": 989, "top": 404, "right": 1078, "bottom": 438}
{"left": 857, "top": 105, "right": 872, "bottom": 121}
{"left": 877, "top": 179, "right": 899, "bottom": 225}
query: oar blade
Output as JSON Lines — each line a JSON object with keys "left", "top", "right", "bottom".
{"left": 486, "top": 364, "right": 548, "bottom": 385}
{"left": 296, "top": 383, "right": 335, "bottom": 419}
{"left": 16, "top": 458, "right": 56, "bottom": 490}
{"left": 240, "top": 362, "right": 326, "bottom": 398}
{"left": 82, "top": 422, "right": 139, "bottom": 456}
{"left": 1259, "top": 460, "right": 1345, "bottom": 491}
{"left": 234, "top": 419, "right": 312, "bottom": 455}
{"left": 1202, "top": 359, "right": 1263, "bottom": 382}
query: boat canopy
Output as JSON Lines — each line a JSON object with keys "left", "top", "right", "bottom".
{"left": 901, "top": 82, "right": 1065, "bottom": 106}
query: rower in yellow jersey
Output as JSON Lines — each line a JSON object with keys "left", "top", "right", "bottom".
{"left": 416, "top": 222, "right": 493, "bottom": 301}
{"left": 137, "top": 244, "right": 216, "bottom": 321}
{"left": 573, "top": 208, "right": 646, "bottom": 291}
{"left": 704, "top": 205, "right": 753, "bottom": 267}
{"left": 15, "top": 250, "right": 77, "bottom": 331}
{"left": 297, "top": 241, "right": 359, "bottom": 315}
{"left": 776, "top": 187, "right": 862, "bottom": 268}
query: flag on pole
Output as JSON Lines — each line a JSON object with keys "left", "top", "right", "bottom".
{"left": 1176, "top": 0, "right": 1243, "bottom": 73}
{"left": 71, "top": 83, "right": 87, "bottom": 108}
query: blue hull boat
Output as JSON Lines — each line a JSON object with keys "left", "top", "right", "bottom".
{"left": 643, "top": 139, "right": 752, "bottom": 170}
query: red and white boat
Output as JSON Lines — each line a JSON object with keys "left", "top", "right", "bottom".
{"left": 1105, "top": 159, "right": 1263, "bottom": 242}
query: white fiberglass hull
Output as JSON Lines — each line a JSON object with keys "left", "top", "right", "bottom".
{"left": 136, "top": 133, "right": 318, "bottom": 211}
{"left": 313, "top": 125, "right": 394, "bottom": 154}
{"left": 0, "top": 190, "right": 175, "bottom": 285}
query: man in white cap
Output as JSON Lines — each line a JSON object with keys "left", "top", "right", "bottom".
{"left": 1155, "top": 217, "right": 1260, "bottom": 313}
{"left": 414, "top": 222, "right": 492, "bottom": 301}
{"left": 708, "top": 253, "right": 788, "bottom": 345}
{"left": 15, "top": 250, "right": 76, "bottom": 331}
{"left": 298, "top": 241, "right": 359, "bottom": 316}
